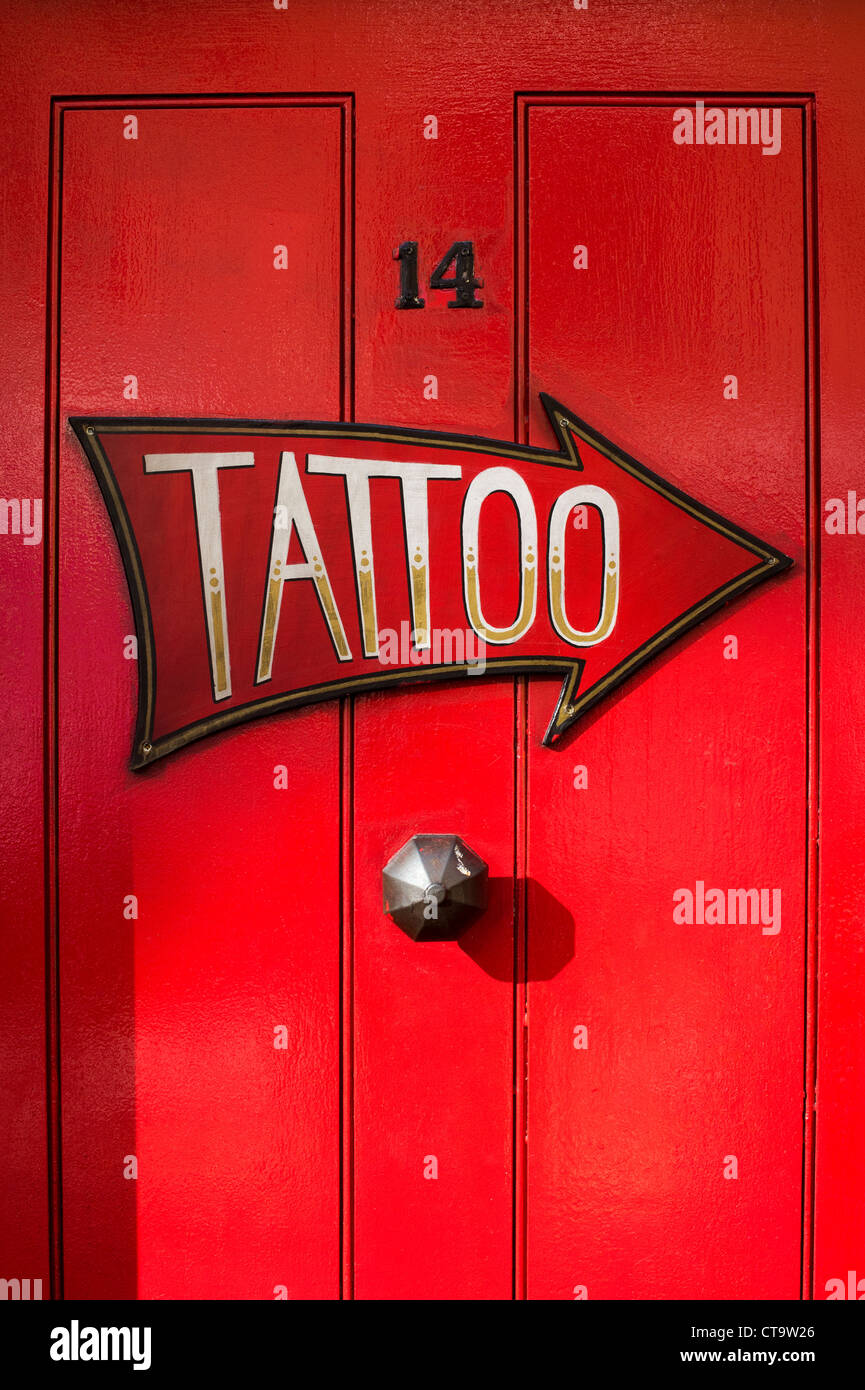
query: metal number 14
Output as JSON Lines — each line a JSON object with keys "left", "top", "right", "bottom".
{"left": 394, "top": 241, "right": 484, "bottom": 309}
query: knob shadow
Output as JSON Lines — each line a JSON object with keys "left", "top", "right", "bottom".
{"left": 458, "top": 876, "right": 575, "bottom": 981}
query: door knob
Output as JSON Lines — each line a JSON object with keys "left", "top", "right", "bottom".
{"left": 382, "top": 834, "right": 489, "bottom": 941}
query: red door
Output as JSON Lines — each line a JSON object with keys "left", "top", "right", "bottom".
{"left": 1, "top": 2, "right": 862, "bottom": 1304}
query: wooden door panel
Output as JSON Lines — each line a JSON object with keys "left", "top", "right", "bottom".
{"left": 350, "top": 111, "right": 519, "bottom": 1299}
{"left": 351, "top": 685, "right": 516, "bottom": 1299}
{"left": 57, "top": 102, "right": 349, "bottom": 1298}
{"left": 520, "top": 100, "right": 808, "bottom": 1299}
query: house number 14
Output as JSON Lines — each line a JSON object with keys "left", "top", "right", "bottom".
{"left": 393, "top": 240, "right": 483, "bottom": 309}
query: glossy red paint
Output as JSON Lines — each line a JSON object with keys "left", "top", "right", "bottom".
{"left": 522, "top": 98, "right": 808, "bottom": 1300}
{"left": 0, "top": 0, "right": 862, "bottom": 1303}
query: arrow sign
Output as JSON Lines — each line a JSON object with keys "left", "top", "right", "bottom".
{"left": 71, "top": 396, "right": 791, "bottom": 768}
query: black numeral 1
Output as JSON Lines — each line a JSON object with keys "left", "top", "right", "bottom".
{"left": 393, "top": 241, "right": 425, "bottom": 309}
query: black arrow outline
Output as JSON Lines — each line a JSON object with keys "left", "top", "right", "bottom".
{"left": 70, "top": 396, "right": 792, "bottom": 768}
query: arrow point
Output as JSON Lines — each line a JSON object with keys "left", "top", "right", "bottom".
{"left": 539, "top": 392, "right": 585, "bottom": 470}
{"left": 542, "top": 662, "right": 586, "bottom": 748}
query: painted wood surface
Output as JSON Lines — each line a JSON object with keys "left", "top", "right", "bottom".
{"left": 0, "top": 0, "right": 861, "bottom": 1301}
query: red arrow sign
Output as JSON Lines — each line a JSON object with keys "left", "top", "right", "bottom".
{"left": 71, "top": 395, "right": 791, "bottom": 768}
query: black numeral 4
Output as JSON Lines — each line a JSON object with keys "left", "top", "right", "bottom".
{"left": 429, "top": 241, "right": 484, "bottom": 308}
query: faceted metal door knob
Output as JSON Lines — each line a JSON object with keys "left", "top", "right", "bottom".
{"left": 382, "top": 834, "right": 489, "bottom": 941}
